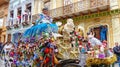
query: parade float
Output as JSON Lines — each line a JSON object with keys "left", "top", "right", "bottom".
{"left": 6, "top": 12, "right": 80, "bottom": 67}
{"left": 4, "top": 18, "right": 117, "bottom": 67}
{"left": 3, "top": 15, "right": 117, "bottom": 67}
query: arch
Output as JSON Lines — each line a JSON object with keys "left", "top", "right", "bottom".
{"left": 87, "top": 23, "right": 110, "bottom": 47}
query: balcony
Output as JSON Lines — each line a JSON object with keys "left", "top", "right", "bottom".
{"left": 50, "top": 0, "right": 110, "bottom": 20}
{"left": 32, "top": 0, "right": 110, "bottom": 22}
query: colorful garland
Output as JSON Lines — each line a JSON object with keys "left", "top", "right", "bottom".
{"left": 86, "top": 55, "right": 117, "bottom": 66}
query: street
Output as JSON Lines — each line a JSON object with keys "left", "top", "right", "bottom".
{"left": 0, "top": 58, "right": 119, "bottom": 67}
{"left": 0, "top": 58, "right": 5, "bottom": 67}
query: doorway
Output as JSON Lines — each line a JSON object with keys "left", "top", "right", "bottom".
{"left": 89, "top": 25, "right": 108, "bottom": 42}
{"left": 7, "top": 34, "right": 11, "bottom": 42}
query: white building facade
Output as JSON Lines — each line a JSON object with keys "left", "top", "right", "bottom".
{"left": 6, "top": 0, "right": 34, "bottom": 42}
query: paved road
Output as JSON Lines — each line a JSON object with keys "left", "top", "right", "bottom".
{"left": 0, "top": 58, "right": 119, "bottom": 67}
{"left": 0, "top": 59, "right": 5, "bottom": 67}
{"left": 114, "top": 63, "right": 119, "bottom": 67}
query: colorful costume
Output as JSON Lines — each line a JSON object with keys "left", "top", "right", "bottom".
{"left": 79, "top": 47, "right": 87, "bottom": 67}
{"left": 22, "top": 13, "right": 58, "bottom": 42}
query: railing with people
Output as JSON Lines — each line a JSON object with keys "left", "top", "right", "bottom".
{"left": 6, "top": 11, "right": 32, "bottom": 30}
{"left": 50, "top": 0, "right": 110, "bottom": 18}
{"left": 32, "top": 0, "right": 110, "bottom": 22}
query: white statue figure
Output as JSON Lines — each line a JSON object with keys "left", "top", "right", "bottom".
{"left": 63, "top": 18, "right": 75, "bottom": 34}
{"left": 87, "top": 32, "right": 102, "bottom": 47}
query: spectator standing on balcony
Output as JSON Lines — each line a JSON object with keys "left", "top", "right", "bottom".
{"left": 17, "top": 13, "right": 21, "bottom": 24}
{"left": 23, "top": 9, "right": 30, "bottom": 22}
{"left": 9, "top": 15, "right": 13, "bottom": 26}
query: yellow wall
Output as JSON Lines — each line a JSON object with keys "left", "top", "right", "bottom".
{"left": 32, "top": 0, "right": 120, "bottom": 47}
{"left": 0, "top": 3, "right": 9, "bottom": 43}
{"left": 110, "top": 0, "right": 120, "bottom": 46}
{"left": 111, "top": 15, "right": 120, "bottom": 46}
{"left": 74, "top": 16, "right": 114, "bottom": 48}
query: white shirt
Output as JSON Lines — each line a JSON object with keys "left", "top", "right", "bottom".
{"left": 3, "top": 44, "right": 13, "bottom": 53}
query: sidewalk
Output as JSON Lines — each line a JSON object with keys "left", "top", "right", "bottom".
{"left": 0, "top": 59, "right": 5, "bottom": 67}
{"left": 113, "top": 63, "right": 119, "bottom": 67}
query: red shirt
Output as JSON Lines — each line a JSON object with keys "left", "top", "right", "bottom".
{"left": 17, "top": 16, "right": 21, "bottom": 19}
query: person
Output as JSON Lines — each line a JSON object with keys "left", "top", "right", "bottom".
{"left": 0, "top": 42, "right": 3, "bottom": 53}
{"left": 0, "top": 42, "right": 4, "bottom": 59}
{"left": 23, "top": 7, "right": 58, "bottom": 40}
{"left": 23, "top": 9, "right": 30, "bottom": 22}
{"left": 3, "top": 42, "right": 13, "bottom": 54}
{"left": 3, "top": 42, "right": 14, "bottom": 67}
{"left": 17, "top": 13, "right": 21, "bottom": 24}
{"left": 113, "top": 42, "right": 120, "bottom": 64}
{"left": 79, "top": 45, "right": 87, "bottom": 67}
{"left": 102, "top": 40, "right": 107, "bottom": 48}
{"left": 107, "top": 48, "right": 114, "bottom": 57}
{"left": 9, "top": 15, "right": 13, "bottom": 26}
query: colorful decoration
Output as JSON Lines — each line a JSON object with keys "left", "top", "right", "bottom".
{"left": 86, "top": 55, "right": 117, "bottom": 66}
{"left": 4, "top": 14, "right": 118, "bottom": 67}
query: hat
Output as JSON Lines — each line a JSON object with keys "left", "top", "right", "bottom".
{"left": 42, "top": 7, "right": 48, "bottom": 11}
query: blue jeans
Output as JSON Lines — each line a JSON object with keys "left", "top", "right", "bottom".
{"left": 117, "top": 56, "right": 120, "bottom": 62}
{"left": 117, "top": 56, "right": 120, "bottom": 66}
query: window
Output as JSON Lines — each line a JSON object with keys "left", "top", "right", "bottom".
{"left": 17, "top": 7, "right": 22, "bottom": 24}
{"left": 0, "top": 18, "right": 3, "bottom": 27}
{"left": 7, "top": 34, "right": 11, "bottom": 42}
{"left": 26, "top": 3, "right": 32, "bottom": 12}
{"left": 23, "top": 3, "right": 32, "bottom": 22}
{"left": 9, "top": 11, "right": 14, "bottom": 26}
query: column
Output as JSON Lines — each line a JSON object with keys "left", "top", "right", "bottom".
{"left": 33, "top": 0, "right": 39, "bottom": 14}
{"left": 56, "top": 0, "right": 63, "bottom": 8}
{"left": 52, "top": 0, "right": 56, "bottom": 9}
{"left": 111, "top": 15, "right": 120, "bottom": 45}
{"left": 110, "top": 0, "right": 119, "bottom": 10}
{"left": 21, "top": 4, "right": 26, "bottom": 23}
{"left": 38, "top": 0, "right": 43, "bottom": 13}
{"left": 14, "top": 8, "right": 17, "bottom": 24}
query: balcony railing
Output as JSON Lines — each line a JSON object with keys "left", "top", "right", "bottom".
{"left": 32, "top": 0, "right": 110, "bottom": 22}
{"left": 50, "top": 0, "right": 110, "bottom": 19}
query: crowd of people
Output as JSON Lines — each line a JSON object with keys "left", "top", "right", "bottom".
{"left": 0, "top": 35, "right": 58, "bottom": 67}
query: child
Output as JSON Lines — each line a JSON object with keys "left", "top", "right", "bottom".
{"left": 79, "top": 45, "right": 87, "bottom": 67}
